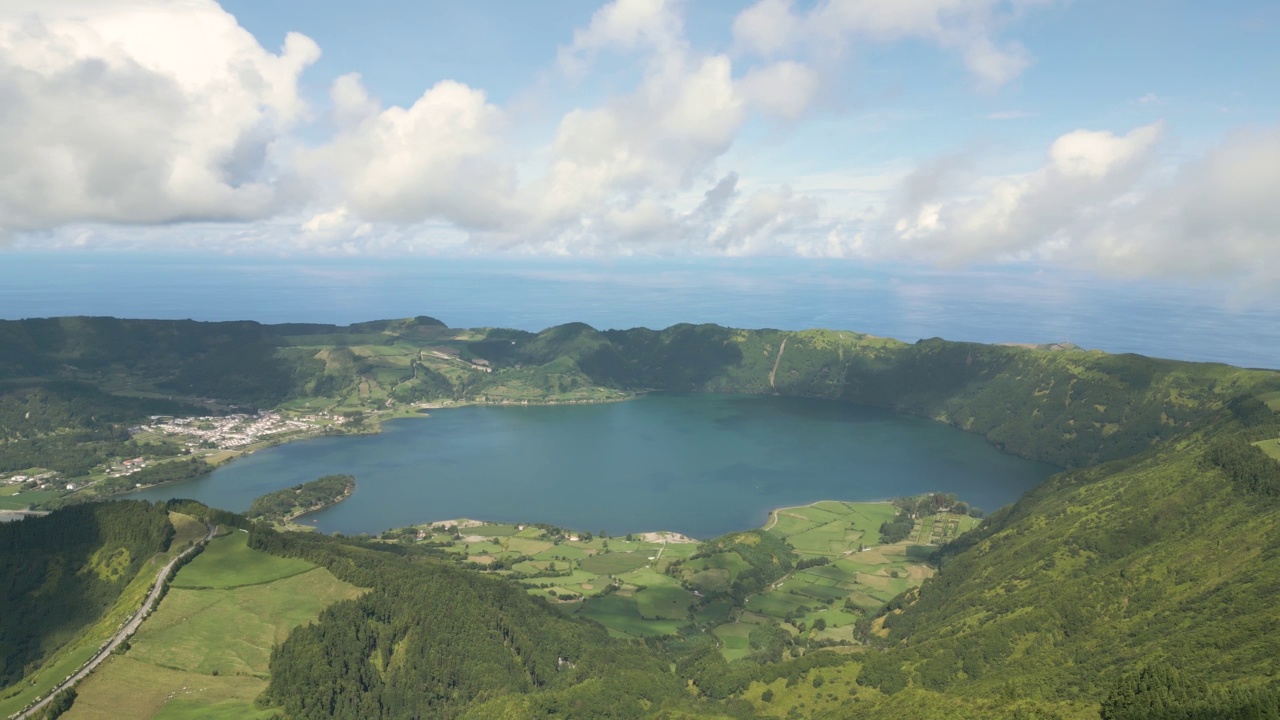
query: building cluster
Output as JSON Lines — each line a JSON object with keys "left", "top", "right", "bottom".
{"left": 148, "top": 411, "right": 322, "bottom": 450}
{"left": 105, "top": 457, "right": 149, "bottom": 479}
{"left": 2, "top": 471, "right": 58, "bottom": 487}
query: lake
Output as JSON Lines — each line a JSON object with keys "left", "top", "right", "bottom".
{"left": 129, "top": 394, "right": 1060, "bottom": 539}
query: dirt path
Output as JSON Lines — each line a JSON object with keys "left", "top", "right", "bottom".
{"left": 762, "top": 499, "right": 828, "bottom": 532}
{"left": 768, "top": 336, "right": 790, "bottom": 391}
{"left": 15, "top": 524, "right": 217, "bottom": 720}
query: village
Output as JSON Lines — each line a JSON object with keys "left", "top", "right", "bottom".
{"left": 144, "top": 410, "right": 325, "bottom": 450}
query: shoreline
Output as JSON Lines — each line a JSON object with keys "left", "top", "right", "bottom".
{"left": 95, "top": 393, "right": 644, "bottom": 508}
{"left": 761, "top": 499, "right": 894, "bottom": 532}
{"left": 281, "top": 482, "right": 356, "bottom": 529}
{"left": 390, "top": 498, "right": 905, "bottom": 546}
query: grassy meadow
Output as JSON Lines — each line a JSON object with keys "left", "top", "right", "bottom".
{"left": 1254, "top": 437, "right": 1280, "bottom": 461}
{"left": 63, "top": 529, "right": 362, "bottom": 720}
{"left": 0, "top": 513, "right": 212, "bottom": 718}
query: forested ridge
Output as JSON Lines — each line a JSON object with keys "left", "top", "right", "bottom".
{"left": 0, "top": 501, "right": 173, "bottom": 689}
{"left": 5, "top": 317, "right": 1275, "bottom": 473}
{"left": 249, "top": 528, "right": 753, "bottom": 720}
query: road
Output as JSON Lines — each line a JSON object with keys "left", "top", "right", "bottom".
{"left": 14, "top": 524, "right": 216, "bottom": 720}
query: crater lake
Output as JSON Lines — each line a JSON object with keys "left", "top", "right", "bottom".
{"left": 130, "top": 393, "right": 1060, "bottom": 538}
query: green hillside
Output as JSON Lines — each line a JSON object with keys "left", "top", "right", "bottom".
{"left": 0, "top": 502, "right": 174, "bottom": 690}
{"left": 3, "top": 316, "right": 1280, "bottom": 718}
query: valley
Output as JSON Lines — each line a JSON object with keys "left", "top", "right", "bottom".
{"left": 2, "top": 315, "right": 1279, "bottom": 719}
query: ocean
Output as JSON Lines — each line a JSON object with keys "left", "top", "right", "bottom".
{"left": 1, "top": 252, "right": 1276, "bottom": 369}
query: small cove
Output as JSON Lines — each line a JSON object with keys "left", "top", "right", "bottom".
{"left": 130, "top": 393, "right": 1060, "bottom": 538}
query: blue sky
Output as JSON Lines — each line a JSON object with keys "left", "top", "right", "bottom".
{"left": 0, "top": 0, "right": 1277, "bottom": 296}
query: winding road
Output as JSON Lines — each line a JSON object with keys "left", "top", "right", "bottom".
{"left": 14, "top": 524, "right": 216, "bottom": 720}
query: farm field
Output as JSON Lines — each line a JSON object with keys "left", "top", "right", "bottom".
{"left": 379, "top": 498, "right": 982, "bottom": 657}
{"left": 63, "top": 529, "right": 362, "bottom": 720}
{"left": 170, "top": 531, "right": 314, "bottom": 589}
{"left": 0, "top": 487, "right": 61, "bottom": 510}
{"left": 1255, "top": 438, "right": 1280, "bottom": 461}
{"left": 0, "top": 513, "right": 214, "bottom": 718}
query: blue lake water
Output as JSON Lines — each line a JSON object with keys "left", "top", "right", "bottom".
{"left": 129, "top": 394, "right": 1060, "bottom": 539}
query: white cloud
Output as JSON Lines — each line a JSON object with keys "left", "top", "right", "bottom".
{"left": 557, "top": 0, "right": 684, "bottom": 74}
{"left": 891, "top": 122, "right": 1164, "bottom": 261}
{"left": 1078, "top": 124, "right": 1280, "bottom": 279}
{"left": 879, "top": 121, "right": 1280, "bottom": 287}
{"left": 296, "top": 77, "right": 515, "bottom": 230}
{"left": 1049, "top": 124, "right": 1164, "bottom": 179}
{"left": 732, "top": 0, "right": 1048, "bottom": 91}
{"left": 731, "top": 0, "right": 800, "bottom": 57}
{"left": 0, "top": 0, "right": 318, "bottom": 234}
{"left": 7, "top": 0, "right": 1277, "bottom": 292}
{"left": 738, "top": 61, "right": 820, "bottom": 120}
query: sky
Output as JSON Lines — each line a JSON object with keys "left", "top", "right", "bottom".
{"left": 0, "top": 0, "right": 1278, "bottom": 295}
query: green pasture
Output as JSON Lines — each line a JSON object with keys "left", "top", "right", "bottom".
{"left": 576, "top": 595, "right": 684, "bottom": 638}
{"left": 579, "top": 551, "right": 651, "bottom": 575}
{"left": 533, "top": 545, "right": 591, "bottom": 561}
{"left": 635, "top": 584, "right": 694, "bottom": 620}
{"left": 712, "top": 622, "right": 754, "bottom": 662}
{"left": 745, "top": 590, "right": 813, "bottom": 618}
{"left": 787, "top": 519, "right": 862, "bottom": 556}
{"left": 0, "top": 540, "right": 186, "bottom": 718}
{"left": 504, "top": 537, "right": 553, "bottom": 555}
{"left": 1254, "top": 438, "right": 1280, "bottom": 461}
{"left": 799, "top": 563, "right": 860, "bottom": 584}
{"left": 66, "top": 538, "right": 360, "bottom": 720}
{"left": 168, "top": 512, "right": 207, "bottom": 547}
{"left": 519, "top": 570, "right": 599, "bottom": 588}
{"left": 0, "top": 488, "right": 61, "bottom": 510}
{"left": 694, "top": 599, "right": 734, "bottom": 626}
{"left": 797, "top": 608, "right": 860, "bottom": 629}
{"left": 652, "top": 541, "right": 698, "bottom": 560}
{"left": 170, "top": 532, "right": 314, "bottom": 589}
{"left": 469, "top": 523, "right": 521, "bottom": 537}
{"left": 63, "top": 657, "right": 275, "bottom": 720}
{"left": 687, "top": 567, "right": 731, "bottom": 593}
{"left": 128, "top": 568, "right": 361, "bottom": 677}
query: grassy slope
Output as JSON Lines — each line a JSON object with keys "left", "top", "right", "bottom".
{"left": 0, "top": 512, "right": 205, "bottom": 718}
{"left": 64, "top": 531, "right": 362, "bottom": 720}
{"left": 857, "top": 433, "right": 1280, "bottom": 713}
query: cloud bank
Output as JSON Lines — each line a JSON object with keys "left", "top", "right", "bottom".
{"left": 1, "top": 0, "right": 1278, "bottom": 290}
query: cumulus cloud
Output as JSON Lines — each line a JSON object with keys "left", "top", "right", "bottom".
{"left": 297, "top": 77, "right": 517, "bottom": 231}
{"left": 9, "top": 0, "right": 1278, "bottom": 289}
{"left": 0, "top": 0, "right": 318, "bottom": 234}
{"left": 1078, "top": 125, "right": 1280, "bottom": 279}
{"left": 737, "top": 61, "right": 820, "bottom": 120}
{"left": 881, "top": 121, "right": 1280, "bottom": 286}
{"left": 732, "top": 0, "right": 1046, "bottom": 92}
{"left": 892, "top": 122, "right": 1164, "bottom": 261}
{"left": 557, "top": 0, "right": 684, "bottom": 74}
